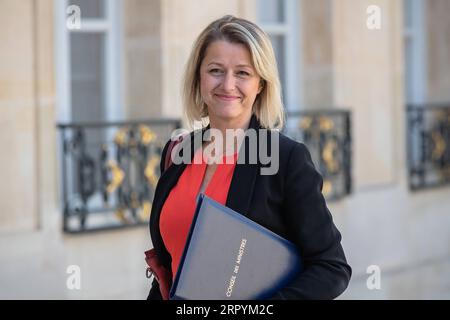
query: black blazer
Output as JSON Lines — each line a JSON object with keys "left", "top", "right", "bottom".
{"left": 147, "top": 115, "right": 351, "bottom": 300}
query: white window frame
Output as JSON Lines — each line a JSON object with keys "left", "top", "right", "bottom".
{"left": 55, "top": 0, "right": 124, "bottom": 123}
{"left": 257, "top": 0, "right": 303, "bottom": 112}
{"left": 404, "top": 0, "right": 427, "bottom": 104}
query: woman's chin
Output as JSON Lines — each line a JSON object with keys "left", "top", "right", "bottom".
{"left": 208, "top": 104, "right": 252, "bottom": 124}
{"left": 210, "top": 107, "right": 240, "bottom": 120}
{"left": 212, "top": 114, "right": 238, "bottom": 122}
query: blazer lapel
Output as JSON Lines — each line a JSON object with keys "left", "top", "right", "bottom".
{"left": 226, "top": 114, "right": 261, "bottom": 217}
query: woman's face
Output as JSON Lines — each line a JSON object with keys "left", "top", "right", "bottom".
{"left": 200, "top": 40, "right": 262, "bottom": 127}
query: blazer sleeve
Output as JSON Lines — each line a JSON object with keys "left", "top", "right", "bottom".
{"left": 146, "top": 139, "right": 171, "bottom": 301}
{"left": 270, "top": 143, "right": 352, "bottom": 300}
{"left": 147, "top": 278, "right": 163, "bottom": 300}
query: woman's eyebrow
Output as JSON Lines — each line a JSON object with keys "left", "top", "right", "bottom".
{"left": 207, "top": 62, "right": 253, "bottom": 69}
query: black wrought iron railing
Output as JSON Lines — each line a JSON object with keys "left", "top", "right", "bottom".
{"left": 283, "top": 110, "right": 352, "bottom": 201}
{"left": 57, "top": 111, "right": 352, "bottom": 233}
{"left": 57, "top": 119, "right": 181, "bottom": 233}
{"left": 407, "top": 104, "right": 450, "bottom": 190}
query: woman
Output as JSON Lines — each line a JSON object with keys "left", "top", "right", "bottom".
{"left": 147, "top": 15, "right": 351, "bottom": 300}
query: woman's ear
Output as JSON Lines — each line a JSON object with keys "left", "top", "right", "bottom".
{"left": 257, "top": 80, "right": 265, "bottom": 94}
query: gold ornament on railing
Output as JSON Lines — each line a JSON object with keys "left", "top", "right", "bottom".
{"left": 299, "top": 117, "right": 312, "bottom": 130}
{"left": 139, "top": 201, "right": 152, "bottom": 221}
{"left": 144, "top": 156, "right": 160, "bottom": 188}
{"left": 431, "top": 131, "right": 446, "bottom": 161}
{"left": 114, "top": 127, "right": 129, "bottom": 147}
{"left": 139, "top": 125, "right": 157, "bottom": 145}
{"left": 115, "top": 207, "right": 131, "bottom": 224}
{"left": 322, "top": 180, "right": 332, "bottom": 196}
{"left": 322, "top": 140, "right": 339, "bottom": 174}
{"left": 319, "top": 117, "right": 334, "bottom": 132}
{"left": 106, "top": 160, "right": 125, "bottom": 194}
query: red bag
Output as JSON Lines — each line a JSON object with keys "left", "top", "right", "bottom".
{"left": 145, "top": 136, "right": 184, "bottom": 300}
{"left": 145, "top": 249, "right": 172, "bottom": 300}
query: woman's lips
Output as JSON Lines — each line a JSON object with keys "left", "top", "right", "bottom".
{"left": 215, "top": 94, "right": 240, "bottom": 101}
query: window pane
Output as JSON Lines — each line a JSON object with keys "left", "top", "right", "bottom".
{"left": 69, "top": 33, "right": 106, "bottom": 204}
{"left": 70, "top": 33, "right": 105, "bottom": 122}
{"left": 270, "top": 35, "right": 286, "bottom": 103}
{"left": 403, "top": 0, "right": 413, "bottom": 28}
{"left": 258, "top": 0, "right": 285, "bottom": 23}
{"left": 69, "top": 0, "right": 104, "bottom": 19}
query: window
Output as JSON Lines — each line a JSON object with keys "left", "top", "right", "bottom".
{"left": 55, "top": 0, "right": 123, "bottom": 123}
{"left": 404, "top": 0, "right": 427, "bottom": 104}
{"left": 55, "top": 0, "right": 124, "bottom": 214}
{"left": 257, "top": 0, "right": 302, "bottom": 112}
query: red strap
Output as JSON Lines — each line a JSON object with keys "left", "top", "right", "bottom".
{"left": 164, "top": 136, "right": 184, "bottom": 172}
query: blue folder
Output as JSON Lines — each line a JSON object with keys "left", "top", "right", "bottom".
{"left": 170, "top": 194, "right": 302, "bottom": 300}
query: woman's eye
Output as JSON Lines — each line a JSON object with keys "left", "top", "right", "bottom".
{"left": 237, "top": 71, "right": 250, "bottom": 76}
{"left": 209, "top": 69, "right": 222, "bottom": 74}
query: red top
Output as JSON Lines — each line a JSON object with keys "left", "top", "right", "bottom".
{"left": 159, "top": 148, "right": 238, "bottom": 279}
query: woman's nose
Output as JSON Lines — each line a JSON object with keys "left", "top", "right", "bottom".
{"left": 221, "top": 72, "right": 236, "bottom": 92}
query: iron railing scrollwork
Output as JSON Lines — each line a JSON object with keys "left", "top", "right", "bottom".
{"left": 407, "top": 104, "right": 450, "bottom": 190}
{"left": 283, "top": 110, "right": 352, "bottom": 201}
{"left": 58, "top": 119, "right": 181, "bottom": 233}
{"left": 58, "top": 111, "right": 352, "bottom": 233}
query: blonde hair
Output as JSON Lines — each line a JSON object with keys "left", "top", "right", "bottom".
{"left": 183, "top": 15, "right": 285, "bottom": 130}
